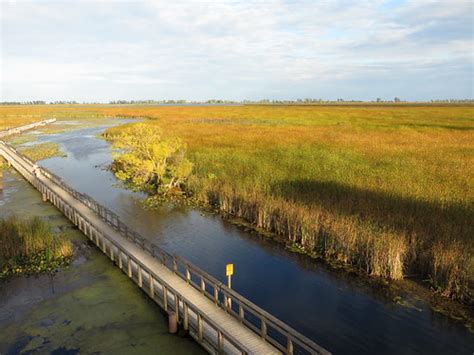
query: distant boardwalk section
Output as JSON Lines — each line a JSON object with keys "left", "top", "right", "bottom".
{"left": 0, "top": 121, "right": 330, "bottom": 355}
{"left": 0, "top": 118, "right": 56, "bottom": 137}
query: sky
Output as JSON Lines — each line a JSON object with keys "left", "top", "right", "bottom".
{"left": 0, "top": 0, "right": 473, "bottom": 102}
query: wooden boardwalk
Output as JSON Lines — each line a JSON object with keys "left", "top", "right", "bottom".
{"left": 0, "top": 123, "right": 330, "bottom": 355}
{"left": 0, "top": 119, "right": 56, "bottom": 137}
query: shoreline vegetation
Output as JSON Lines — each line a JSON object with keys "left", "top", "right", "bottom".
{"left": 1, "top": 104, "right": 473, "bottom": 305}
{"left": 0, "top": 216, "right": 72, "bottom": 279}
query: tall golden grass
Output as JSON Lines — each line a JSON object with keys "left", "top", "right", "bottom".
{"left": 1, "top": 104, "right": 473, "bottom": 301}
{"left": 0, "top": 216, "right": 72, "bottom": 276}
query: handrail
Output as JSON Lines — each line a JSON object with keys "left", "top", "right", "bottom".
{"left": 0, "top": 139, "right": 330, "bottom": 355}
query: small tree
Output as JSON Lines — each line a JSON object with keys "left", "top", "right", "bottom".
{"left": 109, "top": 123, "right": 193, "bottom": 194}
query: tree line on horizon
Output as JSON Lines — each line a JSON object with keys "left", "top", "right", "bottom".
{"left": 1, "top": 98, "right": 473, "bottom": 105}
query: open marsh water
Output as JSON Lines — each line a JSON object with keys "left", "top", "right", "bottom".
{"left": 2, "top": 119, "right": 474, "bottom": 354}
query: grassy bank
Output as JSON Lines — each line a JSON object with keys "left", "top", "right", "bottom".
{"left": 0, "top": 216, "right": 72, "bottom": 278}
{"left": 1, "top": 104, "right": 473, "bottom": 303}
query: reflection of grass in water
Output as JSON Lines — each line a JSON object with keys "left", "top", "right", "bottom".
{"left": 0, "top": 216, "right": 72, "bottom": 278}
{"left": 19, "top": 142, "right": 66, "bottom": 161}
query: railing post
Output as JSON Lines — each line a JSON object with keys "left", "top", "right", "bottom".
{"left": 183, "top": 303, "right": 189, "bottom": 331}
{"left": 118, "top": 250, "right": 123, "bottom": 269}
{"left": 149, "top": 273, "right": 154, "bottom": 297}
{"left": 287, "top": 338, "right": 294, "bottom": 355}
{"left": 173, "top": 256, "right": 178, "bottom": 274}
{"left": 261, "top": 318, "right": 267, "bottom": 340}
{"left": 200, "top": 278, "right": 205, "bottom": 294}
{"left": 218, "top": 330, "right": 224, "bottom": 352}
{"left": 138, "top": 265, "right": 143, "bottom": 287}
{"left": 163, "top": 286, "right": 168, "bottom": 312}
{"left": 214, "top": 287, "right": 219, "bottom": 305}
{"left": 128, "top": 256, "right": 132, "bottom": 278}
{"left": 239, "top": 303, "right": 244, "bottom": 323}
{"left": 175, "top": 294, "right": 180, "bottom": 323}
{"left": 197, "top": 314, "right": 203, "bottom": 341}
{"left": 186, "top": 266, "right": 191, "bottom": 284}
{"left": 109, "top": 244, "right": 114, "bottom": 262}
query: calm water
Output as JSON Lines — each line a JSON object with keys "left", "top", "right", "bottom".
{"left": 31, "top": 122, "right": 474, "bottom": 354}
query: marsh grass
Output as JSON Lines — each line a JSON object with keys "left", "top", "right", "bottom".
{"left": 19, "top": 142, "right": 66, "bottom": 161}
{"left": 0, "top": 216, "right": 73, "bottom": 278}
{"left": 1, "top": 103, "right": 473, "bottom": 302}
{"left": 101, "top": 104, "right": 473, "bottom": 303}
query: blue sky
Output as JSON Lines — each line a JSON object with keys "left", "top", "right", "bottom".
{"left": 1, "top": 0, "right": 473, "bottom": 102}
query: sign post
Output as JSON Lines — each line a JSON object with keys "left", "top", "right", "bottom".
{"left": 226, "top": 263, "right": 234, "bottom": 309}
{"left": 226, "top": 263, "right": 233, "bottom": 288}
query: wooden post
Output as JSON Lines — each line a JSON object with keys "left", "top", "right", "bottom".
{"left": 287, "top": 338, "right": 294, "bottom": 354}
{"left": 149, "top": 273, "right": 154, "bottom": 297}
{"left": 173, "top": 257, "right": 177, "bottom": 273}
{"left": 175, "top": 295, "right": 180, "bottom": 324}
{"left": 42, "top": 193, "right": 47, "bottom": 202}
{"left": 186, "top": 267, "right": 190, "bottom": 284}
{"left": 197, "top": 314, "right": 203, "bottom": 341}
{"left": 218, "top": 331, "right": 224, "bottom": 352}
{"left": 261, "top": 319, "right": 267, "bottom": 340}
{"left": 118, "top": 250, "right": 123, "bottom": 269}
{"left": 168, "top": 311, "right": 177, "bottom": 334}
{"left": 200, "top": 278, "right": 205, "bottom": 294}
{"left": 183, "top": 303, "right": 189, "bottom": 331}
{"left": 128, "top": 257, "right": 132, "bottom": 278}
{"left": 163, "top": 287, "right": 168, "bottom": 311}
{"left": 138, "top": 265, "right": 143, "bottom": 287}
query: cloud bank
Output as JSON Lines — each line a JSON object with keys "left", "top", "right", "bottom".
{"left": 1, "top": 0, "right": 473, "bottom": 101}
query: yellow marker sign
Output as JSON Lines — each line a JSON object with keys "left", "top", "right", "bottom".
{"left": 226, "top": 263, "right": 234, "bottom": 276}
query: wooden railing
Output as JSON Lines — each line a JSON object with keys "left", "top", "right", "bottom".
{"left": 0, "top": 140, "right": 330, "bottom": 355}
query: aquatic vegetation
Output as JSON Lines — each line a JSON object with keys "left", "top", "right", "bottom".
{"left": 19, "top": 142, "right": 66, "bottom": 161}
{"left": 0, "top": 216, "right": 73, "bottom": 278}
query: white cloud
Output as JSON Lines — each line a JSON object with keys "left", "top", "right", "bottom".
{"left": 1, "top": 0, "right": 472, "bottom": 101}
